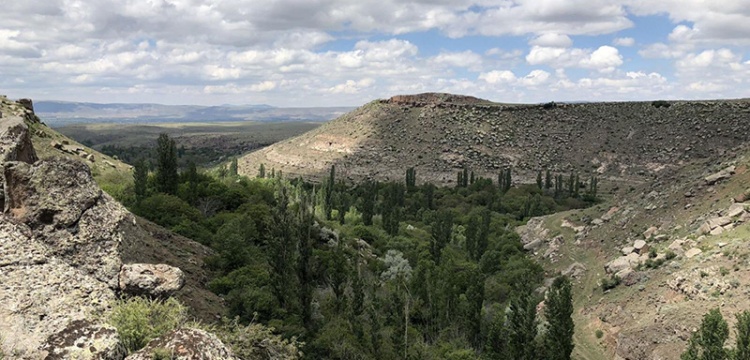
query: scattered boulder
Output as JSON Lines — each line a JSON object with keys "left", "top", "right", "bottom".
{"left": 0, "top": 115, "right": 39, "bottom": 208}
{"left": 704, "top": 165, "right": 735, "bottom": 185}
{"left": 119, "top": 263, "right": 185, "bottom": 298}
{"left": 643, "top": 226, "right": 658, "bottom": 239}
{"left": 562, "top": 262, "right": 587, "bottom": 279}
{"left": 707, "top": 216, "right": 732, "bottom": 229}
{"left": 621, "top": 246, "right": 635, "bottom": 256}
{"left": 727, "top": 203, "right": 748, "bottom": 218}
{"left": 633, "top": 240, "right": 648, "bottom": 254}
{"left": 124, "top": 328, "right": 236, "bottom": 360}
{"left": 735, "top": 188, "right": 750, "bottom": 203}
{"left": 685, "top": 248, "right": 702, "bottom": 259}
{"left": 41, "top": 320, "right": 126, "bottom": 360}
{"left": 523, "top": 238, "right": 544, "bottom": 251}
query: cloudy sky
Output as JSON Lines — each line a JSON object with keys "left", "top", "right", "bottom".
{"left": 1, "top": 1, "right": 749, "bottom": 107}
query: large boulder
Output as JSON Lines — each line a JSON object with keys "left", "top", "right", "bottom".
{"left": 4, "top": 158, "right": 131, "bottom": 288}
{"left": 124, "top": 328, "right": 236, "bottom": 360}
{"left": 0, "top": 221, "right": 115, "bottom": 358}
{"left": 41, "top": 320, "right": 126, "bottom": 360}
{"left": 704, "top": 165, "right": 735, "bottom": 185}
{"left": 119, "top": 263, "right": 185, "bottom": 298}
{"left": 0, "top": 116, "right": 38, "bottom": 208}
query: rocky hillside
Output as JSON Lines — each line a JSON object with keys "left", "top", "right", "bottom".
{"left": 516, "top": 142, "right": 750, "bottom": 360}
{"left": 0, "top": 98, "right": 229, "bottom": 358}
{"left": 239, "top": 93, "right": 750, "bottom": 185}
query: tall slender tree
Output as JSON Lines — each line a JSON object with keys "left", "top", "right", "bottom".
{"left": 155, "top": 133, "right": 178, "bottom": 195}
{"left": 133, "top": 158, "right": 148, "bottom": 204}
{"left": 544, "top": 276, "right": 574, "bottom": 360}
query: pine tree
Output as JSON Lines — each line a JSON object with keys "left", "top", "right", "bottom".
{"left": 405, "top": 167, "right": 417, "bottom": 191}
{"left": 457, "top": 171, "right": 464, "bottom": 188}
{"left": 155, "top": 133, "right": 178, "bottom": 195}
{"left": 133, "top": 159, "right": 148, "bottom": 204}
{"left": 296, "top": 193, "right": 314, "bottom": 329}
{"left": 504, "top": 168, "right": 512, "bottom": 192}
{"left": 470, "top": 171, "right": 475, "bottom": 185}
{"left": 567, "top": 173, "right": 575, "bottom": 197}
{"left": 463, "top": 168, "right": 469, "bottom": 188}
{"left": 544, "top": 276, "right": 574, "bottom": 360}
{"left": 573, "top": 174, "right": 580, "bottom": 198}
{"left": 545, "top": 169, "right": 552, "bottom": 190}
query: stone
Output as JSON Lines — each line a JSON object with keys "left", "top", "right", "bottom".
{"left": 643, "top": 226, "right": 658, "bottom": 239}
{"left": 523, "top": 238, "right": 544, "bottom": 251}
{"left": 621, "top": 246, "right": 635, "bottom": 255}
{"left": 616, "top": 269, "right": 641, "bottom": 286}
{"left": 124, "top": 328, "right": 236, "bottom": 360}
{"left": 41, "top": 320, "right": 126, "bottom": 360}
{"left": 704, "top": 165, "right": 735, "bottom": 185}
{"left": 697, "top": 222, "right": 712, "bottom": 235}
{"left": 708, "top": 216, "right": 732, "bottom": 229}
{"left": 727, "top": 203, "right": 748, "bottom": 218}
{"left": 735, "top": 188, "right": 750, "bottom": 203}
{"left": 0, "top": 115, "right": 39, "bottom": 208}
{"left": 710, "top": 226, "right": 724, "bottom": 236}
{"left": 562, "top": 262, "right": 587, "bottom": 279}
{"left": 633, "top": 240, "right": 649, "bottom": 254}
{"left": 685, "top": 248, "right": 703, "bottom": 259}
{"left": 668, "top": 239, "right": 685, "bottom": 254}
{"left": 119, "top": 263, "right": 185, "bottom": 298}
{"left": 592, "top": 218, "right": 604, "bottom": 226}
{"left": 17, "top": 98, "right": 34, "bottom": 113}
{"left": 4, "top": 158, "right": 131, "bottom": 288}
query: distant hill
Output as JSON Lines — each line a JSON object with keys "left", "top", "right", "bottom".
{"left": 34, "top": 100, "right": 354, "bottom": 127}
{"left": 238, "top": 92, "right": 750, "bottom": 185}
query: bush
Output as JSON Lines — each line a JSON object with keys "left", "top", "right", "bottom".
{"left": 108, "top": 297, "right": 187, "bottom": 354}
{"left": 151, "top": 348, "right": 175, "bottom": 360}
{"left": 648, "top": 248, "right": 657, "bottom": 259}
{"left": 217, "top": 317, "right": 303, "bottom": 360}
{"left": 665, "top": 251, "right": 676, "bottom": 260}
{"left": 601, "top": 275, "right": 621, "bottom": 291}
{"left": 595, "top": 329, "right": 604, "bottom": 339}
{"left": 651, "top": 100, "right": 671, "bottom": 108}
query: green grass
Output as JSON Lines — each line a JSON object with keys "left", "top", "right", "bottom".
{"left": 107, "top": 297, "right": 187, "bottom": 354}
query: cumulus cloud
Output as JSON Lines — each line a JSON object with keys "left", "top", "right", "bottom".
{"left": 613, "top": 37, "right": 634, "bottom": 46}
{"left": 526, "top": 45, "right": 623, "bottom": 73}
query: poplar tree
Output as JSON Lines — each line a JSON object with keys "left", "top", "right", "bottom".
{"left": 133, "top": 159, "right": 148, "bottom": 203}
{"left": 544, "top": 276, "right": 574, "bottom": 360}
{"left": 155, "top": 133, "right": 178, "bottom": 195}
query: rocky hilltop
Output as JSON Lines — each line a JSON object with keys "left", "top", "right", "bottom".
{"left": 0, "top": 97, "right": 228, "bottom": 359}
{"left": 239, "top": 93, "right": 750, "bottom": 185}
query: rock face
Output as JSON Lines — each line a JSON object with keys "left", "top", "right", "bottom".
{"left": 0, "top": 98, "right": 224, "bottom": 358}
{"left": 41, "top": 320, "right": 126, "bottom": 360}
{"left": 4, "top": 158, "right": 128, "bottom": 288}
{"left": 119, "top": 263, "right": 185, "bottom": 298}
{"left": 124, "top": 328, "right": 236, "bottom": 360}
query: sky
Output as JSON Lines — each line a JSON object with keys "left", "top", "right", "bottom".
{"left": 1, "top": 1, "right": 749, "bottom": 107}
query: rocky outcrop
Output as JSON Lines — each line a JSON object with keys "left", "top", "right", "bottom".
{"left": 124, "top": 328, "right": 236, "bottom": 360}
{"left": 4, "top": 158, "right": 127, "bottom": 288}
{"left": 119, "top": 263, "right": 185, "bottom": 298}
{"left": 41, "top": 320, "right": 126, "bottom": 360}
{"left": 0, "top": 98, "right": 225, "bottom": 358}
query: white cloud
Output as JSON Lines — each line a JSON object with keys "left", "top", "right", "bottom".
{"left": 580, "top": 46, "right": 623, "bottom": 72}
{"left": 529, "top": 33, "right": 573, "bottom": 48}
{"left": 479, "top": 70, "right": 516, "bottom": 84}
{"left": 613, "top": 37, "right": 634, "bottom": 46}
{"left": 431, "top": 51, "right": 484, "bottom": 71}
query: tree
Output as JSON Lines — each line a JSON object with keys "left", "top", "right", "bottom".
{"left": 360, "top": 181, "right": 376, "bottom": 226}
{"left": 544, "top": 276, "right": 574, "bottom": 360}
{"left": 229, "top": 158, "right": 238, "bottom": 176}
{"left": 463, "top": 168, "right": 469, "bottom": 188}
{"left": 430, "top": 209, "right": 453, "bottom": 264}
{"left": 545, "top": 169, "right": 552, "bottom": 190}
{"left": 258, "top": 163, "right": 266, "bottom": 178}
{"left": 325, "top": 165, "right": 335, "bottom": 220}
{"left": 681, "top": 308, "right": 728, "bottom": 360}
{"left": 405, "top": 167, "right": 417, "bottom": 191}
{"left": 133, "top": 159, "right": 148, "bottom": 203}
{"left": 536, "top": 170, "right": 543, "bottom": 189}
{"left": 507, "top": 283, "right": 539, "bottom": 360}
{"left": 735, "top": 311, "right": 750, "bottom": 360}
{"left": 155, "top": 133, "right": 178, "bottom": 195}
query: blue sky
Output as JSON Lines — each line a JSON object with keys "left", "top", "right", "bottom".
{"left": 0, "top": 1, "right": 748, "bottom": 106}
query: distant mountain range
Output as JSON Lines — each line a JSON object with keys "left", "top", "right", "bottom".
{"left": 34, "top": 101, "right": 354, "bottom": 127}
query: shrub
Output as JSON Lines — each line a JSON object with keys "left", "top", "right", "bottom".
{"left": 151, "top": 348, "right": 175, "bottom": 360}
{"left": 217, "top": 317, "right": 303, "bottom": 360}
{"left": 107, "top": 297, "right": 187, "bottom": 354}
{"left": 601, "top": 275, "right": 621, "bottom": 291}
{"left": 651, "top": 100, "right": 671, "bottom": 108}
{"left": 595, "top": 329, "right": 604, "bottom": 339}
{"left": 720, "top": 267, "right": 729, "bottom": 276}
{"left": 648, "top": 248, "right": 657, "bottom": 259}
{"left": 665, "top": 251, "right": 676, "bottom": 260}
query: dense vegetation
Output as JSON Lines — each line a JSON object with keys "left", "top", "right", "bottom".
{"left": 113, "top": 134, "right": 599, "bottom": 359}
{"left": 682, "top": 308, "right": 750, "bottom": 360}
